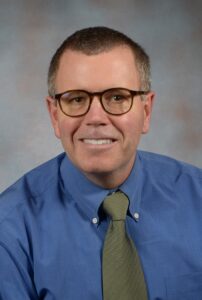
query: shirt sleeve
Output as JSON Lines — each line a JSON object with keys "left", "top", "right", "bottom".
{"left": 0, "top": 241, "right": 38, "bottom": 300}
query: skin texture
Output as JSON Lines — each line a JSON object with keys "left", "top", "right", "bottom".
{"left": 46, "top": 46, "right": 155, "bottom": 188}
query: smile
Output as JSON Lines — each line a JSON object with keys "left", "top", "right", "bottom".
{"left": 82, "top": 139, "right": 114, "bottom": 145}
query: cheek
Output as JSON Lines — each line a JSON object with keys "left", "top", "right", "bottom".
{"left": 118, "top": 110, "right": 145, "bottom": 140}
{"left": 58, "top": 122, "right": 71, "bottom": 144}
{"left": 57, "top": 118, "right": 81, "bottom": 143}
{"left": 125, "top": 118, "right": 145, "bottom": 154}
{"left": 57, "top": 121, "right": 74, "bottom": 154}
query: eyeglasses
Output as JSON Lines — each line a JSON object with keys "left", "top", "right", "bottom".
{"left": 54, "top": 87, "right": 149, "bottom": 117}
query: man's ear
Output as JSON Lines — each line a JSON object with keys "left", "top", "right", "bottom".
{"left": 46, "top": 96, "right": 61, "bottom": 139}
{"left": 142, "top": 91, "right": 155, "bottom": 134}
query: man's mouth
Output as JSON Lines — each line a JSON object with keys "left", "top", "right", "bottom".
{"left": 82, "top": 139, "right": 115, "bottom": 145}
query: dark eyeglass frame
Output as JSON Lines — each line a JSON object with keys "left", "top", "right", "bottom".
{"left": 54, "top": 87, "right": 149, "bottom": 117}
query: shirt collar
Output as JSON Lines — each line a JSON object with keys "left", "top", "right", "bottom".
{"left": 60, "top": 151, "right": 143, "bottom": 222}
{"left": 120, "top": 151, "right": 143, "bottom": 221}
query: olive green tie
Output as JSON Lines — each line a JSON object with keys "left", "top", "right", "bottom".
{"left": 102, "top": 191, "right": 148, "bottom": 300}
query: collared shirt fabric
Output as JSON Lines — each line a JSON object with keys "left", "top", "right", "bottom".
{"left": 0, "top": 150, "right": 202, "bottom": 300}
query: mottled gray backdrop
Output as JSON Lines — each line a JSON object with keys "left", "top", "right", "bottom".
{"left": 0, "top": 0, "right": 202, "bottom": 191}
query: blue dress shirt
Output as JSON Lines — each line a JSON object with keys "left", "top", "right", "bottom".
{"left": 0, "top": 150, "right": 202, "bottom": 300}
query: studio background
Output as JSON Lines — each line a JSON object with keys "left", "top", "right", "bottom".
{"left": 0, "top": 0, "right": 202, "bottom": 192}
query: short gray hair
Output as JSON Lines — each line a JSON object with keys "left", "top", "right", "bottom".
{"left": 47, "top": 26, "right": 151, "bottom": 97}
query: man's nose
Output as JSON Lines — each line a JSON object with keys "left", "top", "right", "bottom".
{"left": 84, "top": 96, "right": 109, "bottom": 126}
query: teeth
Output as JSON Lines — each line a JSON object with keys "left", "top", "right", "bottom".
{"left": 83, "top": 139, "right": 113, "bottom": 145}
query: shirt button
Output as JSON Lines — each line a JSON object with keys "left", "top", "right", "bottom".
{"left": 134, "top": 212, "right": 139, "bottom": 221}
{"left": 92, "top": 217, "right": 98, "bottom": 224}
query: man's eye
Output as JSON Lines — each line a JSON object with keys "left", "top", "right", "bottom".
{"left": 74, "top": 97, "right": 83, "bottom": 102}
{"left": 112, "top": 95, "right": 125, "bottom": 101}
{"left": 68, "top": 97, "right": 85, "bottom": 103}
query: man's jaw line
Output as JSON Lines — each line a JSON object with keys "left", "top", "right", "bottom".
{"left": 80, "top": 153, "right": 137, "bottom": 189}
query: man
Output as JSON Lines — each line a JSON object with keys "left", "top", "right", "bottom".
{"left": 0, "top": 27, "right": 201, "bottom": 300}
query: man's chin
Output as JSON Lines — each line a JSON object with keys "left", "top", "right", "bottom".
{"left": 80, "top": 165, "right": 114, "bottom": 176}
{"left": 78, "top": 162, "right": 116, "bottom": 179}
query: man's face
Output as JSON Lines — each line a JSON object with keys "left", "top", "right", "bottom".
{"left": 47, "top": 46, "right": 154, "bottom": 188}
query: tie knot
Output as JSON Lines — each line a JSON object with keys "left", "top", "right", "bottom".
{"left": 103, "top": 191, "right": 129, "bottom": 221}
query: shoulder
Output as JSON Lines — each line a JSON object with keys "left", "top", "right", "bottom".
{"left": 0, "top": 153, "right": 66, "bottom": 224}
{"left": 138, "top": 150, "right": 202, "bottom": 178}
{"left": 137, "top": 150, "right": 202, "bottom": 193}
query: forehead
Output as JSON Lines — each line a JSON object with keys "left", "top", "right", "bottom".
{"left": 55, "top": 46, "right": 140, "bottom": 92}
